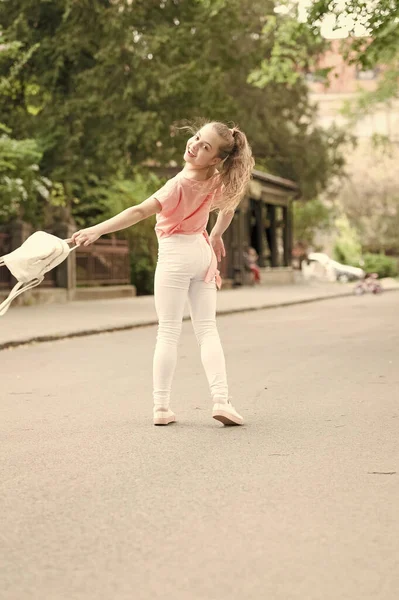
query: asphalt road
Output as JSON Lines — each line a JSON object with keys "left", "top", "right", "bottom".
{"left": 1, "top": 293, "right": 398, "bottom": 600}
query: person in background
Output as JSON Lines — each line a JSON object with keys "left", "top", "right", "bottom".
{"left": 243, "top": 245, "right": 261, "bottom": 284}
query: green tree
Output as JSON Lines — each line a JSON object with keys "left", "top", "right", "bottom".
{"left": 333, "top": 215, "right": 362, "bottom": 266}
{"left": 0, "top": 125, "right": 51, "bottom": 224}
{"left": 221, "top": 1, "right": 347, "bottom": 197}
{"left": 0, "top": 34, "right": 50, "bottom": 224}
{"left": 245, "top": 1, "right": 399, "bottom": 122}
{"left": 337, "top": 144, "right": 399, "bottom": 255}
{"left": 0, "top": 0, "right": 346, "bottom": 222}
{"left": 91, "top": 171, "right": 162, "bottom": 295}
{"left": 308, "top": 0, "right": 399, "bottom": 114}
{"left": 308, "top": 0, "right": 399, "bottom": 70}
{"left": 293, "top": 198, "right": 333, "bottom": 247}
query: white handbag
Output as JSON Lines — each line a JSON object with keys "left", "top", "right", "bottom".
{"left": 0, "top": 231, "right": 77, "bottom": 316}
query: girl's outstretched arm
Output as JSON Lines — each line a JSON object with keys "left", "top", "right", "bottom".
{"left": 210, "top": 210, "right": 234, "bottom": 262}
{"left": 71, "top": 197, "right": 161, "bottom": 246}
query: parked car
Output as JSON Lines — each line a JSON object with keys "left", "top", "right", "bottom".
{"left": 305, "top": 252, "right": 365, "bottom": 283}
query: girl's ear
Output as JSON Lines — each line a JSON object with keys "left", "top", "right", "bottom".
{"left": 210, "top": 156, "right": 223, "bottom": 166}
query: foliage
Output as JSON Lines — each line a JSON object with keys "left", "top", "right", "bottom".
{"left": 293, "top": 197, "right": 333, "bottom": 246}
{"left": 341, "top": 64, "right": 399, "bottom": 127}
{"left": 246, "top": 2, "right": 399, "bottom": 126}
{"left": 308, "top": 0, "right": 399, "bottom": 70}
{"left": 0, "top": 0, "right": 346, "bottom": 217}
{"left": 333, "top": 215, "right": 362, "bottom": 265}
{"left": 0, "top": 125, "right": 51, "bottom": 224}
{"left": 97, "top": 171, "right": 163, "bottom": 295}
{"left": 307, "top": 0, "right": 399, "bottom": 116}
{"left": 361, "top": 253, "right": 398, "bottom": 278}
{"left": 248, "top": 5, "right": 327, "bottom": 87}
{"left": 337, "top": 143, "right": 399, "bottom": 254}
{"left": 302, "top": 1, "right": 399, "bottom": 263}
{"left": 0, "top": 36, "right": 51, "bottom": 225}
{"left": 235, "top": 86, "right": 348, "bottom": 199}
{"left": 0, "top": 0, "right": 351, "bottom": 294}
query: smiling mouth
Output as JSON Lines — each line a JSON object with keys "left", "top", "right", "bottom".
{"left": 187, "top": 147, "right": 196, "bottom": 158}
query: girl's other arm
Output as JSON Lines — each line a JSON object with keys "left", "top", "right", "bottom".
{"left": 209, "top": 210, "right": 234, "bottom": 262}
{"left": 71, "top": 197, "right": 161, "bottom": 246}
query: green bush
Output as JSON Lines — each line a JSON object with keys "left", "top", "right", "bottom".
{"left": 293, "top": 198, "right": 334, "bottom": 247}
{"left": 0, "top": 124, "right": 52, "bottom": 225}
{"left": 129, "top": 247, "right": 156, "bottom": 296}
{"left": 362, "top": 253, "right": 398, "bottom": 279}
{"left": 333, "top": 215, "right": 362, "bottom": 266}
{"left": 98, "top": 172, "right": 163, "bottom": 295}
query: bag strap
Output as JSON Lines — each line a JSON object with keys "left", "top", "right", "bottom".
{"left": 65, "top": 238, "right": 79, "bottom": 251}
{"left": 0, "top": 278, "right": 43, "bottom": 316}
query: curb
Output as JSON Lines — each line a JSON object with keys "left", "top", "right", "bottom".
{"left": 1, "top": 287, "right": 398, "bottom": 352}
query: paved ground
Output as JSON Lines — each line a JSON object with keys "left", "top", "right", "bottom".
{"left": 1, "top": 278, "right": 398, "bottom": 349}
{"left": 1, "top": 293, "right": 398, "bottom": 600}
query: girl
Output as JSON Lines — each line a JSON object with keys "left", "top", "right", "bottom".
{"left": 71, "top": 121, "right": 254, "bottom": 426}
{"left": 244, "top": 246, "right": 261, "bottom": 284}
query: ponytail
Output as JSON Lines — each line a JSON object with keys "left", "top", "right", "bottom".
{"left": 211, "top": 123, "right": 255, "bottom": 213}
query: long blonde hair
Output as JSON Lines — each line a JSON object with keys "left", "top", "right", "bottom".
{"left": 179, "top": 120, "right": 255, "bottom": 213}
{"left": 211, "top": 121, "right": 255, "bottom": 213}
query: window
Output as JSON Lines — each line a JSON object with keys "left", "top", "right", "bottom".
{"left": 356, "top": 68, "right": 379, "bottom": 80}
{"left": 305, "top": 72, "right": 326, "bottom": 84}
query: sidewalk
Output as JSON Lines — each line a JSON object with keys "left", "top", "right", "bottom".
{"left": 1, "top": 278, "right": 398, "bottom": 350}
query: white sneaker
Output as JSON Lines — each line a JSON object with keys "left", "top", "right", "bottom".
{"left": 153, "top": 407, "right": 176, "bottom": 426}
{"left": 213, "top": 401, "right": 243, "bottom": 426}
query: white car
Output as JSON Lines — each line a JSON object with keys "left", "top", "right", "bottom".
{"left": 305, "top": 252, "right": 365, "bottom": 283}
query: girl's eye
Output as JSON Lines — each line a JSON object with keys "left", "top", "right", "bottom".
{"left": 195, "top": 135, "right": 199, "bottom": 140}
{"left": 204, "top": 145, "right": 209, "bottom": 151}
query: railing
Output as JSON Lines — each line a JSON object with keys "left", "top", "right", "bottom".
{"left": 0, "top": 233, "right": 11, "bottom": 289}
{"left": 76, "top": 238, "right": 130, "bottom": 286}
{"left": 1, "top": 231, "right": 130, "bottom": 290}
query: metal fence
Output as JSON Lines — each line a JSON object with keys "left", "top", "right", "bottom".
{"left": 0, "top": 233, "right": 11, "bottom": 289}
{"left": 76, "top": 238, "right": 130, "bottom": 286}
{"left": 42, "top": 269, "right": 57, "bottom": 287}
{"left": 0, "top": 232, "right": 130, "bottom": 290}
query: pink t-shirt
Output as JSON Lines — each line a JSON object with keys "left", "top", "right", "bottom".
{"left": 151, "top": 172, "right": 223, "bottom": 288}
{"left": 152, "top": 172, "right": 222, "bottom": 239}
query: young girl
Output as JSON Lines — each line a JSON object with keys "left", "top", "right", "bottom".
{"left": 71, "top": 121, "right": 254, "bottom": 426}
{"left": 244, "top": 246, "right": 261, "bottom": 284}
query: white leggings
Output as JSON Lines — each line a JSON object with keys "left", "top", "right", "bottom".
{"left": 153, "top": 234, "right": 228, "bottom": 408}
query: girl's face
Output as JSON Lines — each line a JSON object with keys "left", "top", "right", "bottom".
{"left": 184, "top": 124, "right": 223, "bottom": 168}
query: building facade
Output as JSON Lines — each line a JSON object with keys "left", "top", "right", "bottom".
{"left": 307, "top": 39, "right": 399, "bottom": 142}
{"left": 210, "top": 170, "right": 299, "bottom": 286}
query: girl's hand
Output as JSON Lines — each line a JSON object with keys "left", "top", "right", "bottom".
{"left": 71, "top": 226, "right": 102, "bottom": 247}
{"left": 210, "top": 234, "right": 226, "bottom": 262}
